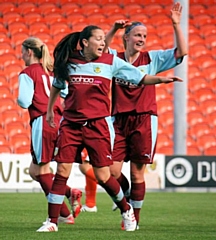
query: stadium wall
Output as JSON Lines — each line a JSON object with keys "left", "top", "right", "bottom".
{"left": 0, "top": 153, "right": 215, "bottom": 192}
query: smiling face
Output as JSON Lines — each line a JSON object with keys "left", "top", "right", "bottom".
{"left": 124, "top": 25, "right": 147, "bottom": 54}
{"left": 82, "top": 29, "right": 105, "bottom": 60}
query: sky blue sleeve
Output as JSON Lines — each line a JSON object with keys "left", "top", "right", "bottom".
{"left": 112, "top": 55, "right": 146, "bottom": 85}
{"left": 149, "top": 48, "right": 183, "bottom": 74}
{"left": 52, "top": 77, "right": 66, "bottom": 89}
{"left": 60, "top": 84, "right": 68, "bottom": 99}
{"left": 17, "top": 73, "right": 34, "bottom": 109}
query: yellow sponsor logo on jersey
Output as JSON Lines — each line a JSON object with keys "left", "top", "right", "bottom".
{"left": 140, "top": 68, "right": 145, "bottom": 73}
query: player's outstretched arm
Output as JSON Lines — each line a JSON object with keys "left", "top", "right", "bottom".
{"left": 140, "top": 74, "right": 183, "bottom": 85}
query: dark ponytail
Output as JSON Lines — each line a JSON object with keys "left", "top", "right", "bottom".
{"left": 53, "top": 32, "right": 80, "bottom": 81}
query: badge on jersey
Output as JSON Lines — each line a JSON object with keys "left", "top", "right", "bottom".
{"left": 93, "top": 66, "right": 101, "bottom": 73}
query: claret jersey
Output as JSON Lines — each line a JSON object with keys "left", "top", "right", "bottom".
{"left": 111, "top": 48, "right": 183, "bottom": 115}
{"left": 53, "top": 51, "right": 146, "bottom": 122}
{"left": 18, "top": 63, "right": 63, "bottom": 122}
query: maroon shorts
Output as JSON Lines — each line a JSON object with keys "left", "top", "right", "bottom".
{"left": 112, "top": 113, "right": 158, "bottom": 164}
{"left": 31, "top": 114, "right": 62, "bottom": 164}
{"left": 54, "top": 117, "right": 115, "bottom": 168}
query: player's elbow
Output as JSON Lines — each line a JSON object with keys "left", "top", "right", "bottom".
{"left": 17, "top": 98, "right": 31, "bottom": 109}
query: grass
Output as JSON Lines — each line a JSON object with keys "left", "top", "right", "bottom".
{"left": 0, "top": 192, "right": 215, "bottom": 240}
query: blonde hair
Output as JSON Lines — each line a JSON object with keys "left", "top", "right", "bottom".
{"left": 22, "top": 37, "right": 53, "bottom": 73}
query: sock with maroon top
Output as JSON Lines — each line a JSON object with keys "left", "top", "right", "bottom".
{"left": 47, "top": 173, "right": 69, "bottom": 224}
{"left": 36, "top": 173, "right": 71, "bottom": 219}
{"left": 51, "top": 173, "right": 71, "bottom": 199}
{"left": 130, "top": 181, "right": 146, "bottom": 224}
{"left": 116, "top": 172, "right": 130, "bottom": 201}
{"left": 99, "top": 176, "right": 129, "bottom": 213}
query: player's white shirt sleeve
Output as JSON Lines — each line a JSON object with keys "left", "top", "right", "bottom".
{"left": 112, "top": 55, "right": 146, "bottom": 85}
{"left": 17, "top": 73, "right": 34, "bottom": 109}
{"left": 149, "top": 48, "right": 183, "bottom": 74}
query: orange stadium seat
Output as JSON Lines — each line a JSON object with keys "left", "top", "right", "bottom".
{"left": 0, "top": 97, "right": 16, "bottom": 112}
{"left": 202, "top": 99, "right": 216, "bottom": 115}
{"left": 197, "top": 133, "right": 216, "bottom": 149}
{"left": 205, "top": 4, "right": 216, "bottom": 18}
{"left": 40, "top": 3, "right": 61, "bottom": 16}
{"left": 189, "top": 4, "right": 206, "bottom": 17}
{"left": 144, "top": 3, "right": 166, "bottom": 17}
{"left": 191, "top": 14, "right": 213, "bottom": 28}
{"left": 204, "top": 66, "right": 216, "bottom": 81}
{"left": 187, "top": 98, "right": 199, "bottom": 113}
{"left": 8, "top": 22, "right": 29, "bottom": 36}
{"left": 0, "top": 42, "right": 14, "bottom": 55}
{"left": 105, "top": 13, "right": 127, "bottom": 24}
{"left": 0, "top": 2, "right": 17, "bottom": 16}
{"left": 29, "top": 22, "right": 49, "bottom": 36}
{"left": 50, "top": 22, "right": 71, "bottom": 36}
{"left": 86, "top": 13, "right": 107, "bottom": 25}
{"left": 189, "top": 121, "right": 211, "bottom": 139}
{"left": 193, "top": 87, "right": 215, "bottom": 102}
{"left": 5, "top": 120, "right": 27, "bottom": 136}
{"left": 189, "top": 33, "right": 204, "bottom": 47}
{"left": 197, "top": 55, "right": 215, "bottom": 70}
{"left": 3, "top": 63, "right": 23, "bottom": 80}
{"left": 157, "top": 133, "right": 173, "bottom": 149}
{"left": 1, "top": 108, "right": 21, "bottom": 122}
{"left": 23, "top": 13, "right": 45, "bottom": 26}
{"left": 76, "top": 0, "right": 97, "bottom": 4}
{"left": 145, "top": 33, "right": 161, "bottom": 48}
{"left": 10, "top": 132, "right": 30, "bottom": 147}
{"left": 201, "top": 24, "right": 216, "bottom": 38}
{"left": 69, "top": 13, "right": 87, "bottom": 25}
{"left": 157, "top": 25, "right": 173, "bottom": 38}
{"left": 128, "top": 13, "right": 149, "bottom": 24}
{"left": 189, "top": 44, "right": 210, "bottom": 59}
{"left": 0, "top": 52, "right": 18, "bottom": 69}
{"left": 11, "top": 32, "right": 29, "bottom": 48}
{"left": 157, "top": 145, "right": 173, "bottom": 155}
{"left": 188, "top": 110, "right": 204, "bottom": 126}
{"left": 0, "top": 86, "right": 12, "bottom": 98}
{"left": 2, "top": 12, "right": 25, "bottom": 27}
{"left": 17, "top": 2, "right": 37, "bottom": 15}
{"left": 102, "top": 4, "right": 123, "bottom": 17}
{"left": 14, "top": 143, "right": 30, "bottom": 154}
{"left": 187, "top": 145, "right": 202, "bottom": 155}
{"left": 188, "top": 77, "right": 208, "bottom": 93}
{"left": 0, "top": 75, "right": 8, "bottom": 86}
{"left": 82, "top": 3, "right": 102, "bottom": 16}
{"left": 148, "top": 14, "right": 170, "bottom": 28}
{"left": 0, "top": 144, "right": 13, "bottom": 153}
{"left": 98, "top": 23, "right": 112, "bottom": 34}
{"left": 61, "top": 3, "right": 81, "bottom": 16}
{"left": 0, "top": 32, "right": 9, "bottom": 44}
{"left": 204, "top": 34, "right": 216, "bottom": 49}
{"left": 204, "top": 145, "right": 216, "bottom": 156}
{"left": 100, "top": 0, "right": 122, "bottom": 5}
{"left": 123, "top": 3, "right": 143, "bottom": 17}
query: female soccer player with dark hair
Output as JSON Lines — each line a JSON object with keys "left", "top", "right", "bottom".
{"left": 36, "top": 25, "right": 182, "bottom": 232}
{"left": 105, "top": 2, "right": 187, "bottom": 229}
{"left": 17, "top": 37, "right": 82, "bottom": 225}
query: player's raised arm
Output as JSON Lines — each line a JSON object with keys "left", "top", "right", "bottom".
{"left": 104, "top": 20, "right": 131, "bottom": 52}
{"left": 171, "top": 2, "right": 188, "bottom": 58}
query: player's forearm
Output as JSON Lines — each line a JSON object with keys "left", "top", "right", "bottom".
{"left": 47, "top": 86, "right": 61, "bottom": 111}
{"left": 173, "top": 23, "right": 188, "bottom": 58}
{"left": 104, "top": 26, "right": 119, "bottom": 52}
{"left": 140, "top": 75, "right": 162, "bottom": 85}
